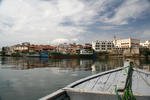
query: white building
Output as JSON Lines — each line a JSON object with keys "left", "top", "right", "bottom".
{"left": 113, "top": 37, "right": 140, "bottom": 48}
{"left": 92, "top": 40, "right": 114, "bottom": 52}
{"left": 80, "top": 49, "right": 93, "bottom": 54}
{"left": 13, "top": 44, "right": 28, "bottom": 52}
{"left": 140, "top": 40, "right": 150, "bottom": 48}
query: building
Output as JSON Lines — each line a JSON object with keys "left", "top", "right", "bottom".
{"left": 28, "top": 45, "right": 56, "bottom": 52}
{"left": 2, "top": 46, "right": 12, "bottom": 56}
{"left": 140, "top": 40, "right": 150, "bottom": 48}
{"left": 92, "top": 40, "right": 114, "bottom": 52}
{"left": 80, "top": 49, "right": 93, "bottom": 54}
{"left": 84, "top": 43, "right": 92, "bottom": 49}
{"left": 13, "top": 44, "right": 29, "bottom": 52}
{"left": 22, "top": 42, "right": 30, "bottom": 46}
{"left": 113, "top": 36, "right": 140, "bottom": 48}
{"left": 56, "top": 43, "right": 84, "bottom": 54}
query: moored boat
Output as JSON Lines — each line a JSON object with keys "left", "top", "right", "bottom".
{"left": 25, "top": 53, "right": 40, "bottom": 57}
{"left": 50, "top": 52, "right": 98, "bottom": 59}
{"left": 40, "top": 50, "right": 49, "bottom": 58}
{"left": 39, "top": 62, "right": 150, "bottom": 100}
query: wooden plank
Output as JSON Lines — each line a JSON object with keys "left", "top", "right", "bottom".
{"left": 73, "top": 67, "right": 128, "bottom": 94}
{"left": 66, "top": 64, "right": 129, "bottom": 88}
{"left": 132, "top": 70, "right": 150, "bottom": 96}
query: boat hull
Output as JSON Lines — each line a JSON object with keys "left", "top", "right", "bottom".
{"left": 50, "top": 53, "right": 97, "bottom": 59}
{"left": 40, "top": 62, "right": 150, "bottom": 100}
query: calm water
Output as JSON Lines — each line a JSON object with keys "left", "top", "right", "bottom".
{"left": 0, "top": 57, "right": 150, "bottom": 100}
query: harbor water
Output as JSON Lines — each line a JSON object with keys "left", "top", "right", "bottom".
{"left": 0, "top": 57, "right": 150, "bottom": 100}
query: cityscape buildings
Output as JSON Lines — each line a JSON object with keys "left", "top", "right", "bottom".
{"left": 1, "top": 35, "right": 150, "bottom": 56}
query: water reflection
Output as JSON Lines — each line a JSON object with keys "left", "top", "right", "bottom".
{"left": 0, "top": 57, "right": 150, "bottom": 72}
{"left": 0, "top": 57, "right": 124, "bottom": 72}
{"left": 0, "top": 57, "right": 150, "bottom": 100}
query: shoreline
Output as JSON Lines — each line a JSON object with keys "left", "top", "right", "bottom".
{"left": 1, "top": 55, "right": 150, "bottom": 59}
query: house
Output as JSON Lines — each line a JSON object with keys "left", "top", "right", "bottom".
{"left": 140, "top": 40, "right": 150, "bottom": 48}
{"left": 13, "top": 44, "right": 28, "bottom": 52}
{"left": 80, "top": 49, "right": 93, "bottom": 54}
{"left": 113, "top": 37, "right": 140, "bottom": 48}
{"left": 92, "top": 40, "right": 114, "bottom": 52}
{"left": 2, "top": 46, "right": 12, "bottom": 56}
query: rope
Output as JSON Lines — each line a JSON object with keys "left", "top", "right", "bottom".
{"left": 114, "top": 85, "right": 121, "bottom": 100}
{"left": 122, "top": 62, "right": 135, "bottom": 100}
{"left": 115, "top": 62, "right": 136, "bottom": 100}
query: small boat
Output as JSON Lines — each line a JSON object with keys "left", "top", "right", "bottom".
{"left": 39, "top": 62, "right": 150, "bottom": 100}
{"left": 40, "top": 50, "right": 49, "bottom": 58}
{"left": 25, "top": 53, "right": 40, "bottom": 57}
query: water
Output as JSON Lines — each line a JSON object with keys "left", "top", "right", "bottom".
{"left": 0, "top": 57, "right": 150, "bottom": 100}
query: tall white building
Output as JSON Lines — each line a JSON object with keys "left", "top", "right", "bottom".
{"left": 92, "top": 40, "right": 114, "bottom": 52}
{"left": 140, "top": 40, "right": 150, "bottom": 48}
{"left": 113, "top": 37, "right": 140, "bottom": 48}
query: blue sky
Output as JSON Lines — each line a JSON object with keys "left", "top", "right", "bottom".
{"left": 0, "top": 0, "right": 150, "bottom": 47}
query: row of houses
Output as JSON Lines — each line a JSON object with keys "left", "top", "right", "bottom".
{"left": 56, "top": 43, "right": 93, "bottom": 54}
{"left": 1, "top": 42, "right": 94, "bottom": 56}
{"left": 1, "top": 36, "right": 150, "bottom": 56}
{"left": 1, "top": 42, "right": 57, "bottom": 56}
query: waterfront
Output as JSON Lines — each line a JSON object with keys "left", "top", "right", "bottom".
{"left": 0, "top": 57, "right": 150, "bottom": 100}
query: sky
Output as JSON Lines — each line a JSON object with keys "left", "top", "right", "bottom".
{"left": 0, "top": 0, "right": 150, "bottom": 47}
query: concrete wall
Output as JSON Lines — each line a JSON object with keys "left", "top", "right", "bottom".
{"left": 123, "top": 48, "right": 140, "bottom": 57}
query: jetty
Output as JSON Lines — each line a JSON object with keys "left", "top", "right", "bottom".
{"left": 39, "top": 62, "right": 150, "bottom": 100}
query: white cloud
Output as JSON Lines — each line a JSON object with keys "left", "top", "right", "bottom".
{"left": 0, "top": 0, "right": 150, "bottom": 47}
{"left": 51, "top": 38, "right": 69, "bottom": 44}
{"left": 51, "top": 38, "right": 79, "bottom": 45}
{"left": 99, "top": 25, "right": 119, "bottom": 30}
{"left": 141, "top": 30, "right": 150, "bottom": 39}
{"left": 0, "top": 0, "right": 91, "bottom": 45}
{"left": 103, "top": 0, "right": 150, "bottom": 25}
{"left": 71, "top": 38, "right": 78, "bottom": 42}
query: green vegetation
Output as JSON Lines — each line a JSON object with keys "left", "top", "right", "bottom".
{"left": 96, "top": 51, "right": 109, "bottom": 56}
{"left": 28, "top": 51, "right": 37, "bottom": 55}
{"left": 0, "top": 51, "right": 5, "bottom": 56}
{"left": 140, "top": 48, "right": 150, "bottom": 56}
{"left": 11, "top": 52, "right": 21, "bottom": 57}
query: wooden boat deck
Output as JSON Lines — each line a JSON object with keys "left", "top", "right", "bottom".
{"left": 132, "top": 68, "right": 150, "bottom": 96}
{"left": 39, "top": 62, "right": 150, "bottom": 100}
{"left": 71, "top": 67, "right": 128, "bottom": 94}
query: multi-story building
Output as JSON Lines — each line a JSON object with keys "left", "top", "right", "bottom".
{"left": 140, "top": 40, "right": 150, "bottom": 48}
{"left": 92, "top": 40, "right": 114, "bottom": 52}
{"left": 2, "top": 46, "right": 12, "bottom": 56}
{"left": 113, "top": 37, "right": 140, "bottom": 48}
{"left": 13, "top": 44, "right": 29, "bottom": 52}
{"left": 84, "top": 43, "right": 92, "bottom": 49}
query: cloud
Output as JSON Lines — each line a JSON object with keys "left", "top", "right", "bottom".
{"left": 140, "top": 30, "right": 150, "bottom": 40}
{"left": 51, "top": 38, "right": 79, "bottom": 45}
{"left": 0, "top": 0, "right": 150, "bottom": 47}
{"left": 0, "top": 0, "right": 88, "bottom": 45}
{"left": 103, "top": 0, "right": 150, "bottom": 25}
{"left": 99, "top": 25, "right": 119, "bottom": 30}
{"left": 51, "top": 38, "right": 69, "bottom": 44}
